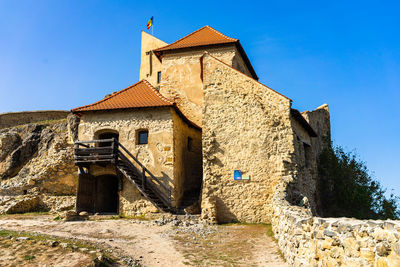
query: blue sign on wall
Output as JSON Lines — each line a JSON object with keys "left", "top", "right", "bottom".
{"left": 234, "top": 170, "right": 242, "bottom": 180}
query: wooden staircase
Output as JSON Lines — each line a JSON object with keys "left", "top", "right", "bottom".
{"left": 74, "top": 138, "right": 172, "bottom": 213}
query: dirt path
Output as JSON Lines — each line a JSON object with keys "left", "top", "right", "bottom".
{"left": 0, "top": 215, "right": 287, "bottom": 267}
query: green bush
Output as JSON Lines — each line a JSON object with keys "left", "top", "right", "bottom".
{"left": 318, "top": 144, "right": 399, "bottom": 220}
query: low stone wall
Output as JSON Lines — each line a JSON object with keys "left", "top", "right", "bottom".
{"left": 272, "top": 176, "right": 400, "bottom": 266}
{"left": 0, "top": 110, "right": 69, "bottom": 129}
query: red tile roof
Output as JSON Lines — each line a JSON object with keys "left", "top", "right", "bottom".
{"left": 154, "top": 26, "right": 237, "bottom": 52}
{"left": 153, "top": 26, "right": 258, "bottom": 80}
{"left": 71, "top": 80, "right": 173, "bottom": 113}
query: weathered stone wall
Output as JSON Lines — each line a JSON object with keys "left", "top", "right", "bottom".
{"left": 288, "top": 116, "right": 319, "bottom": 214}
{"left": 77, "top": 108, "right": 175, "bottom": 211}
{"left": 302, "top": 104, "right": 331, "bottom": 157}
{"left": 160, "top": 46, "right": 244, "bottom": 127}
{"left": 139, "top": 31, "right": 168, "bottom": 87}
{"left": 172, "top": 110, "right": 202, "bottom": 207}
{"left": 232, "top": 48, "right": 253, "bottom": 77}
{"left": 301, "top": 104, "right": 331, "bottom": 214}
{"left": 200, "top": 53, "right": 295, "bottom": 223}
{"left": 272, "top": 176, "right": 400, "bottom": 267}
{"left": 0, "top": 110, "right": 68, "bottom": 130}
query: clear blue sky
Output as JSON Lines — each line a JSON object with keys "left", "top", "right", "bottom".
{"left": 1, "top": 1, "right": 399, "bottom": 196}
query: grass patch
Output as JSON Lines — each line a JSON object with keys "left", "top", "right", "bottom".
{"left": 107, "top": 213, "right": 150, "bottom": 221}
{"left": 23, "top": 255, "right": 35, "bottom": 261}
{"left": 0, "top": 229, "right": 116, "bottom": 262}
{"left": 11, "top": 118, "right": 67, "bottom": 129}
{"left": 0, "top": 211, "right": 50, "bottom": 219}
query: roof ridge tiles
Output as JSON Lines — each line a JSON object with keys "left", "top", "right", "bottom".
{"left": 142, "top": 79, "right": 174, "bottom": 104}
{"left": 71, "top": 79, "right": 174, "bottom": 113}
{"left": 205, "top": 25, "right": 237, "bottom": 41}
{"left": 71, "top": 80, "right": 145, "bottom": 112}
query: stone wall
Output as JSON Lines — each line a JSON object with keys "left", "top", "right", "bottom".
{"left": 288, "top": 116, "right": 319, "bottom": 215}
{"left": 77, "top": 108, "right": 175, "bottom": 212}
{"left": 200, "top": 53, "right": 295, "bottom": 223}
{"left": 272, "top": 176, "right": 400, "bottom": 267}
{"left": 78, "top": 108, "right": 174, "bottom": 183}
{"left": 0, "top": 110, "right": 68, "bottom": 130}
{"left": 301, "top": 104, "right": 331, "bottom": 157}
{"left": 172, "top": 109, "right": 202, "bottom": 207}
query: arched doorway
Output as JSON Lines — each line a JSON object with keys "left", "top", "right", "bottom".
{"left": 97, "top": 130, "right": 119, "bottom": 147}
{"left": 95, "top": 175, "right": 119, "bottom": 213}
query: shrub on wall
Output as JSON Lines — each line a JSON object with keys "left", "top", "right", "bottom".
{"left": 318, "top": 144, "right": 399, "bottom": 219}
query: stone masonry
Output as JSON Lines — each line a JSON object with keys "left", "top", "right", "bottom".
{"left": 272, "top": 175, "right": 400, "bottom": 267}
{"left": 201, "top": 53, "right": 295, "bottom": 223}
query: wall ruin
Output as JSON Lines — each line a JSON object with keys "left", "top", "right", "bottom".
{"left": 272, "top": 175, "right": 400, "bottom": 267}
{"left": 0, "top": 110, "right": 68, "bottom": 130}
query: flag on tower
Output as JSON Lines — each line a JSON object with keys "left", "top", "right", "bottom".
{"left": 147, "top": 16, "right": 153, "bottom": 30}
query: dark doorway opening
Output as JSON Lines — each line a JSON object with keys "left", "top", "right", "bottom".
{"left": 76, "top": 174, "right": 119, "bottom": 214}
{"left": 95, "top": 175, "right": 119, "bottom": 214}
{"left": 98, "top": 132, "right": 119, "bottom": 147}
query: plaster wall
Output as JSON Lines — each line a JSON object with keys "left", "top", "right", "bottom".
{"left": 160, "top": 46, "right": 249, "bottom": 127}
{"left": 139, "top": 31, "right": 168, "bottom": 87}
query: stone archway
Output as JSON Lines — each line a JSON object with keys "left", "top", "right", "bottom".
{"left": 94, "top": 129, "right": 119, "bottom": 147}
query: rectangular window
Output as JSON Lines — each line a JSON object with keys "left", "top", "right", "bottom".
{"left": 138, "top": 130, "right": 148, "bottom": 145}
{"left": 157, "top": 71, "right": 161, "bottom": 84}
{"left": 187, "top": 137, "right": 193, "bottom": 152}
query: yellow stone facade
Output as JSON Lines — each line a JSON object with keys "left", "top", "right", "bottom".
{"left": 75, "top": 28, "right": 329, "bottom": 222}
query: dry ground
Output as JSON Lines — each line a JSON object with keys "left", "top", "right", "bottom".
{"left": 0, "top": 214, "right": 287, "bottom": 267}
{"left": 0, "top": 235, "right": 94, "bottom": 267}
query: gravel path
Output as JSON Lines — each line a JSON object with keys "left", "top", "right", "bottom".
{"left": 0, "top": 215, "right": 287, "bottom": 266}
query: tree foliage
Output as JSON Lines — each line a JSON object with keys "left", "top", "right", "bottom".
{"left": 318, "top": 144, "right": 399, "bottom": 220}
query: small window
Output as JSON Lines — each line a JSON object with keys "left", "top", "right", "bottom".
{"left": 157, "top": 71, "right": 161, "bottom": 84}
{"left": 138, "top": 130, "right": 148, "bottom": 145}
{"left": 187, "top": 137, "right": 193, "bottom": 152}
{"left": 304, "top": 143, "right": 312, "bottom": 168}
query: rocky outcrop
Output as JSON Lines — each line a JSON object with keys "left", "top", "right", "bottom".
{"left": 0, "top": 124, "right": 43, "bottom": 179}
{"left": 0, "top": 120, "right": 77, "bottom": 214}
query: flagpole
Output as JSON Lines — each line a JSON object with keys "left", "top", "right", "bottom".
{"left": 152, "top": 22, "right": 154, "bottom": 35}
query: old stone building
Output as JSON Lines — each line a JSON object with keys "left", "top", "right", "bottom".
{"left": 71, "top": 26, "right": 330, "bottom": 222}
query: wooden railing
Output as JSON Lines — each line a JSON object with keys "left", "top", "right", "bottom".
{"left": 74, "top": 138, "right": 171, "bottom": 209}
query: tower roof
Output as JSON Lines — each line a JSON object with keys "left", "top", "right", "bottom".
{"left": 71, "top": 80, "right": 173, "bottom": 113}
{"left": 153, "top": 26, "right": 258, "bottom": 80}
{"left": 154, "top": 26, "right": 237, "bottom": 52}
